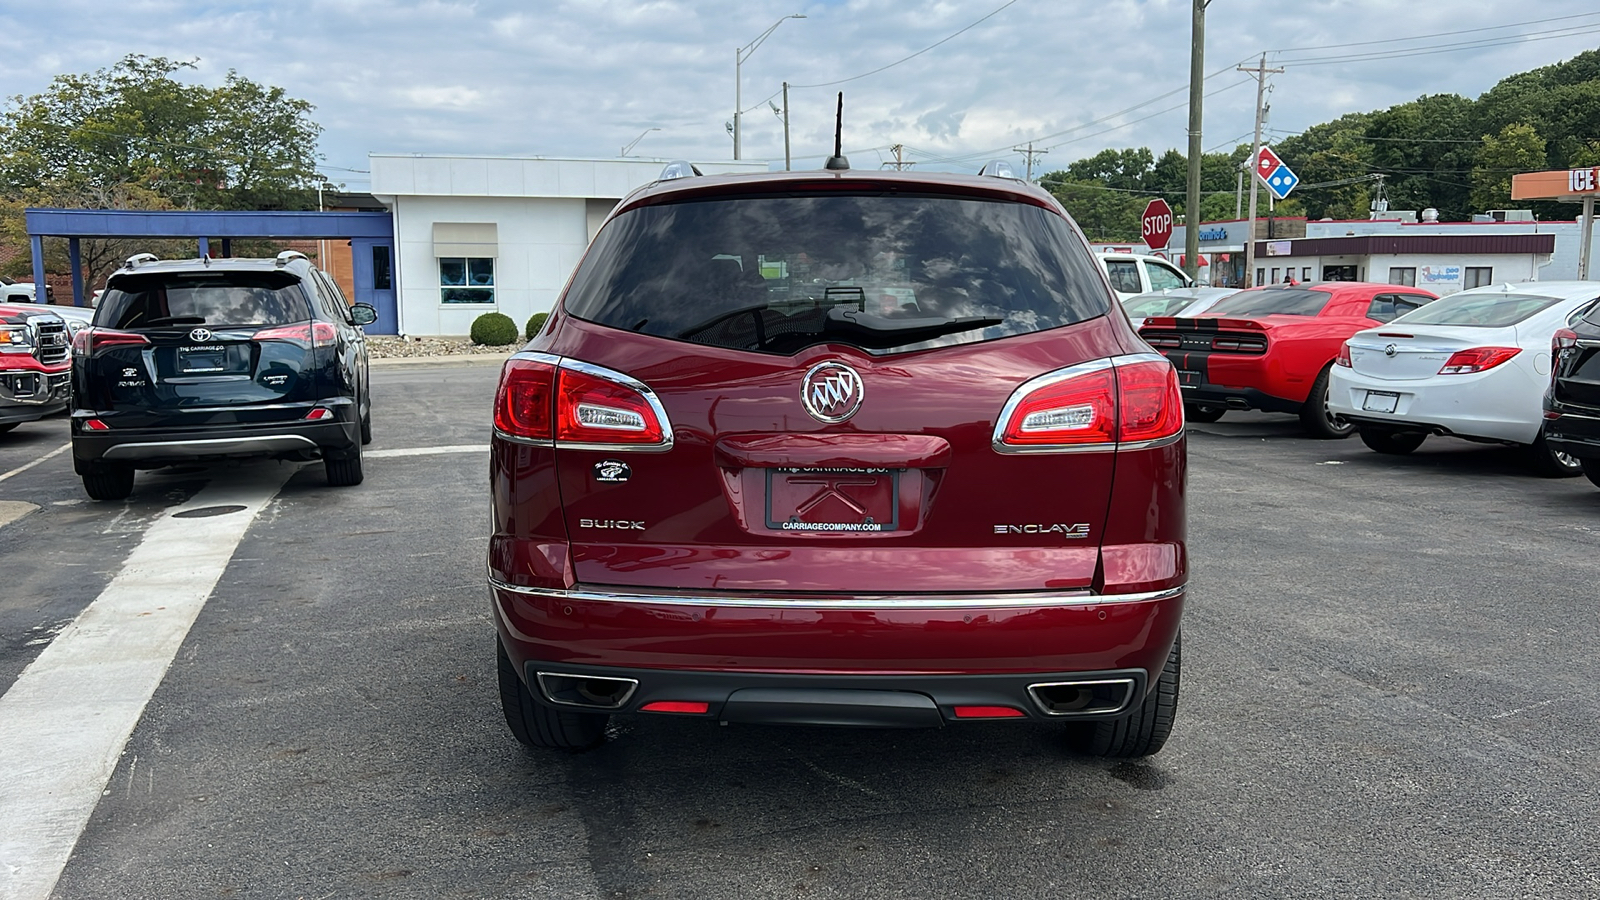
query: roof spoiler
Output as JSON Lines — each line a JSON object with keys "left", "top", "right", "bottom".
{"left": 1143, "top": 316, "right": 1269, "bottom": 331}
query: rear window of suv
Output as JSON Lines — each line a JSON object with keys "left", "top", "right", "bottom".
{"left": 562, "top": 193, "right": 1110, "bottom": 355}
{"left": 98, "top": 272, "right": 311, "bottom": 330}
{"left": 1206, "top": 288, "right": 1332, "bottom": 318}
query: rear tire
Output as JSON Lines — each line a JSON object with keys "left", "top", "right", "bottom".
{"left": 497, "top": 640, "right": 608, "bottom": 751}
{"left": 324, "top": 442, "right": 364, "bottom": 486}
{"left": 1071, "top": 632, "right": 1180, "bottom": 758}
{"left": 82, "top": 462, "right": 134, "bottom": 501}
{"left": 1299, "top": 365, "right": 1355, "bottom": 439}
{"left": 359, "top": 390, "right": 373, "bottom": 446}
{"left": 1582, "top": 458, "right": 1600, "bottom": 490}
{"left": 1183, "top": 404, "right": 1225, "bottom": 424}
{"left": 1358, "top": 427, "right": 1427, "bottom": 455}
{"left": 1527, "top": 429, "right": 1584, "bottom": 478}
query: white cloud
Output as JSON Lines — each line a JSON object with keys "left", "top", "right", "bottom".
{"left": 2, "top": 0, "right": 1598, "bottom": 185}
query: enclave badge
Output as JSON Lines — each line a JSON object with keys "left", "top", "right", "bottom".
{"left": 594, "top": 459, "right": 631, "bottom": 483}
{"left": 800, "top": 361, "right": 865, "bottom": 424}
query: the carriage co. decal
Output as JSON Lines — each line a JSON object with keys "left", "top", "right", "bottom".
{"left": 800, "top": 361, "right": 865, "bottom": 424}
{"left": 594, "top": 459, "right": 631, "bottom": 483}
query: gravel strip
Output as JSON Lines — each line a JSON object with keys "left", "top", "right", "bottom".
{"left": 365, "top": 336, "right": 519, "bottom": 359}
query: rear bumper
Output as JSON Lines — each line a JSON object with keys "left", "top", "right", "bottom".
{"left": 491, "top": 580, "right": 1184, "bottom": 723}
{"left": 70, "top": 415, "right": 358, "bottom": 468}
{"left": 1178, "top": 383, "right": 1301, "bottom": 414}
{"left": 1544, "top": 409, "right": 1600, "bottom": 459}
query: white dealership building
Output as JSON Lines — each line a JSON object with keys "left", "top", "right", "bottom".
{"left": 369, "top": 154, "right": 765, "bottom": 337}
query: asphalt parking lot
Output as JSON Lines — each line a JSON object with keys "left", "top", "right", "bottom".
{"left": 1, "top": 359, "right": 1598, "bottom": 900}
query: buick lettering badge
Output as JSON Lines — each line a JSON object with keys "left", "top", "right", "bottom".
{"left": 800, "top": 361, "right": 864, "bottom": 424}
{"left": 189, "top": 327, "right": 213, "bottom": 343}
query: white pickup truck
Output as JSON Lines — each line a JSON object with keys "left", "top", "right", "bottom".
{"left": 0, "top": 276, "right": 53, "bottom": 303}
{"left": 1096, "top": 253, "right": 1195, "bottom": 302}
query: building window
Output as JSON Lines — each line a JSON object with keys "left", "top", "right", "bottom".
{"left": 1256, "top": 267, "right": 1266, "bottom": 285}
{"left": 373, "top": 246, "right": 392, "bottom": 290}
{"left": 1389, "top": 267, "right": 1417, "bottom": 286}
{"left": 1302, "top": 267, "right": 1311, "bottom": 282}
{"left": 440, "top": 257, "right": 494, "bottom": 304}
{"left": 1465, "top": 266, "right": 1493, "bottom": 289}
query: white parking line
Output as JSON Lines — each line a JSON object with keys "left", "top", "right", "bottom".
{"left": 366, "top": 444, "right": 489, "bottom": 458}
{"left": 0, "top": 466, "right": 293, "bottom": 900}
{"left": 0, "top": 442, "right": 70, "bottom": 485}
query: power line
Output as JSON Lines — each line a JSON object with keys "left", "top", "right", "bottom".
{"left": 1266, "top": 10, "right": 1600, "bottom": 54}
{"left": 1274, "top": 22, "right": 1600, "bottom": 66}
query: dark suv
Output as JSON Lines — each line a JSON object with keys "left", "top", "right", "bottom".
{"left": 490, "top": 162, "right": 1187, "bottom": 757}
{"left": 70, "top": 251, "right": 376, "bottom": 500}
{"left": 1547, "top": 302, "right": 1600, "bottom": 488}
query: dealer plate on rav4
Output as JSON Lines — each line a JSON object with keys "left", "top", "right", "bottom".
{"left": 178, "top": 348, "right": 228, "bottom": 373}
{"left": 764, "top": 467, "right": 900, "bottom": 533}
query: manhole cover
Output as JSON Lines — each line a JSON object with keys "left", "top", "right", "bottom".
{"left": 172, "top": 504, "right": 247, "bottom": 519}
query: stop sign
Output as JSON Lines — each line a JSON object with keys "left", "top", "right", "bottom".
{"left": 1141, "top": 199, "right": 1174, "bottom": 250}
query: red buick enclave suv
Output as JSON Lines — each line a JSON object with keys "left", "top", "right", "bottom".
{"left": 489, "top": 160, "right": 1187, "bottom": 756}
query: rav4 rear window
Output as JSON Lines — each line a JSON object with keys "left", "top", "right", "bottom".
{"left": 562, "top": 194, "right": 1109, "bottom": 355}
{"left": 98, "top": 272, "right": 311, "bottom": 330}
{"left": 1206, "top": 288, "right": 1333, "bottom": 318}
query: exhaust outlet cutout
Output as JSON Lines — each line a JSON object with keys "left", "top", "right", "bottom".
{"left": 535, "top": 671, "right": 640, "bottom": 709}
{"left": 1026, "top": 678, "right": 1136, "bottom": 717}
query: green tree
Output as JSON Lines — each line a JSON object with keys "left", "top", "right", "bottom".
{"left": 1470, "top": 122, "right": 1547, "bottom": 213}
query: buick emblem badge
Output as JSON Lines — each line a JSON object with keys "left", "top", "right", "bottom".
{"left": 189, "top": 327, "right": 214, "bottom": 343}
{"left": 1384, "top": 343, "right": 1397, "bottom": 357}
{"left": 800, "top": 361, "right": 865, "bottom": 424}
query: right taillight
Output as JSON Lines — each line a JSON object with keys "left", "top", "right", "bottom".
{"left": 492, "top": 356, "right": 673, "bottom": 450}
{"left": 72, "top": 327, "right": 151, "bottom": 357}
{"left": 1336, "top": 341, "right": 1353, "bottom": 367}
{"left": 1438, "top": 347, "right": 1520, "bottom": 375}
{"left": 1553, "top": 329, "right": 1578, "bottom": 353}
{"left": 995, "top": 354, "right": 1183, "bottom": 452}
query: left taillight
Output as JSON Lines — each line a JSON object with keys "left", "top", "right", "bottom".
{"left": 1438, "top": 347, "right": 1520, "bottom": 375}
{"left": 493, "top": 356, "right": 673, "bottom": 450}
{"left": 494, "top": 357, "right": 557, "bottom": 441}
{"left": 995, "top": 354, "right": 1183, "bottom": 452}
{"left": 72, "top": 327, "right": 150, "bottom": 357}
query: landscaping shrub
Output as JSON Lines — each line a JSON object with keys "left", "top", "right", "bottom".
{"left": 470, "top": 312, "right": 519, "bottom": 346}
{"left": 525, "top": 311, "right": 549, "bottom": 340}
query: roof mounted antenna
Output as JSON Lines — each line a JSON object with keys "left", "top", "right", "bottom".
{"left": 824, "top": 92, "right": 850, "bottom": 171}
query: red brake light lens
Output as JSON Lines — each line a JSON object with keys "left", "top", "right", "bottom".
{"left": 73, "top": 327, "right": 151, "bottom": 356}
{"left": 1438, "top": 347, "right": 1520, "bottom": 375}
{"left": 952, "top": 706, "right": 1027, "bottom": 719}
{"left": 1336, "top": 341, "right": 1353, "bottom": 367}
{"left": 997, "top": 356, "right": 1183, "bottom": 450}
{"left": 556, "top": 367, "right": 665, "bottom": 445}
{"left": 1553, "top": 329, "right": 1578, "bottom": 353}
{"left": 493, "top": 358, "right": 556, "bottom": 441}
{"left": 254, "top": 322, "right": 336, "bottom": 348}
{"left": 639, "top": 701, "right": 710, "bottom": 714}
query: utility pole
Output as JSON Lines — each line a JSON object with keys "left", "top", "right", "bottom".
{"left": 783, "top": 83, "right": 792, "bottom": 171}
{"left": 1239, "top": 53, "right": 1283, "bottom": 288}
{"left": 1183, "top": 0, "right": 1211, "bottom": 281}
{"left": 885, "top": 144, "right": 915, "bottom": 171}
{"left": 1012, "top": 142, "right": 1046, "bottom": 181}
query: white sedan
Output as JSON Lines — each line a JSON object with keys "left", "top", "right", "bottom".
{"left": 1329, "top": 281, "right": 1600, "bottom": 475}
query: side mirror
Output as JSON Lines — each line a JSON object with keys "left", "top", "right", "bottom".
{"left": 350, "top": 303, "right": 378, "bottom": 326}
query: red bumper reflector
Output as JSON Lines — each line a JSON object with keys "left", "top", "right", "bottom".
{"left": 304, "top": 408, "right": 334, "bottom": 421}
{"left": 952, "top": 705, "right": 1027, "bottom": 719}
{"left": 85, "top": 419, "right": 110, "bottom": 431}
{"left": 639, "top": 701, "right": 709, "bottom": 714}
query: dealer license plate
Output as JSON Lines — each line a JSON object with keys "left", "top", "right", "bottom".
{"left": 765, "top": 467, "right": 900, "bottom": 533}
{"left": 178, "top": 348, "right": 227, "bottom": 373}
{"left": 1362, "top": 390, "right": 1400, "bottom": 413}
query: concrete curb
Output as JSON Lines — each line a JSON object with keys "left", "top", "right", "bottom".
{"left": 368, "top": 354, "right": 511, "bottom": 368}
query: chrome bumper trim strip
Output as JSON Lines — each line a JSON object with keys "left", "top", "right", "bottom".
{"left": 488, "top": 578, "right": 1185, "bottom": 610}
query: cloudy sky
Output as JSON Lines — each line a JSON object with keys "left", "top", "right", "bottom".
{"left": 3, "top": 0, "right": 1598, "bottom": 189}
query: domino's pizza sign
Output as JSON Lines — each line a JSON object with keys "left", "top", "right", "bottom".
{"left": 1255, "top": 145, "right": 1299, "bottom": 201}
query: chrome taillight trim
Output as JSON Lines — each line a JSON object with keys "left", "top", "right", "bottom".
{"left": 489, "top": 577, "right": 1184, "bottom": 610}
{"left": 501, "top": 351, "right": 675, "bottom": 453}
{"left": 991, "top": 352, "right": 1184, "bottom": 454}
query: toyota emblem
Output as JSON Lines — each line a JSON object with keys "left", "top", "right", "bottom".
{"left": 189, "top": 327, "right": 214, "bottom": 343}
{"left": 1384, "top": 343, "right": 1397, "bottom": 357}
{"left": 800, "top": 361, "right": 865, "bottom": 424}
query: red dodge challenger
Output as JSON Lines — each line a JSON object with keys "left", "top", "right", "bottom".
{"left": 1139, "top": 282, "right": 1438, "bottom": 437}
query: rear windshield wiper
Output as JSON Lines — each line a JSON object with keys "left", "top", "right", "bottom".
{"left": 821, "top": 306, "right": 1002, "bottom": 347}
{"left": 141, "top": 316, "right": 207, "bottom": 326}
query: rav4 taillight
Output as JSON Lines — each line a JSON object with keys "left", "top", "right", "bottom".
{"left": 557, "top": 364, "right": 668, "bottom": 446}
{"left": 995, "top": 354, "right": 1183, "bottom": 451}
{"left": 72, "top": 327, "right": 151, "bottom": 357}
{"left": 492, "top": 356, "right": 673, "bottom": 449}
{"left": 1336, "top": 341, "right": 1353, "bottom": 367}
{"left": 1553, "top": 329, "right": 1578, "bottom": 353}
{"left": 1438, "top": 347, "right": 1520, "bottom": 375}
{"left": 254, "top": 322, "right": 337, "bottom": 348}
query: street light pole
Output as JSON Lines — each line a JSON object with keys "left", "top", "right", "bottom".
{"left": 734, "top": 13, "right": 805, "bottom": 160}
{"left": 620, "top": 127, "right": 660, "bottom": 158}
{"left": 1184, "top": 0, "right": 1210, "bottom": 281}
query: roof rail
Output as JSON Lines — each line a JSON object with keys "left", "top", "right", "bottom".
{"left": 659, "top": 160, "right": 702, "bottom": 181}
{"left": 124, "top": 253, "right": 159, "bottom": 269}
{"left": 978, "top": 160, "right": 1020, "bottom": 180}
{"left": 275, "top": 250, "right": 309, "bottom": 267}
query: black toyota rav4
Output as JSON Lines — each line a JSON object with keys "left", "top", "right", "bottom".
{"left": 70, "top": 251, "right": 377, "bottom": 500}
